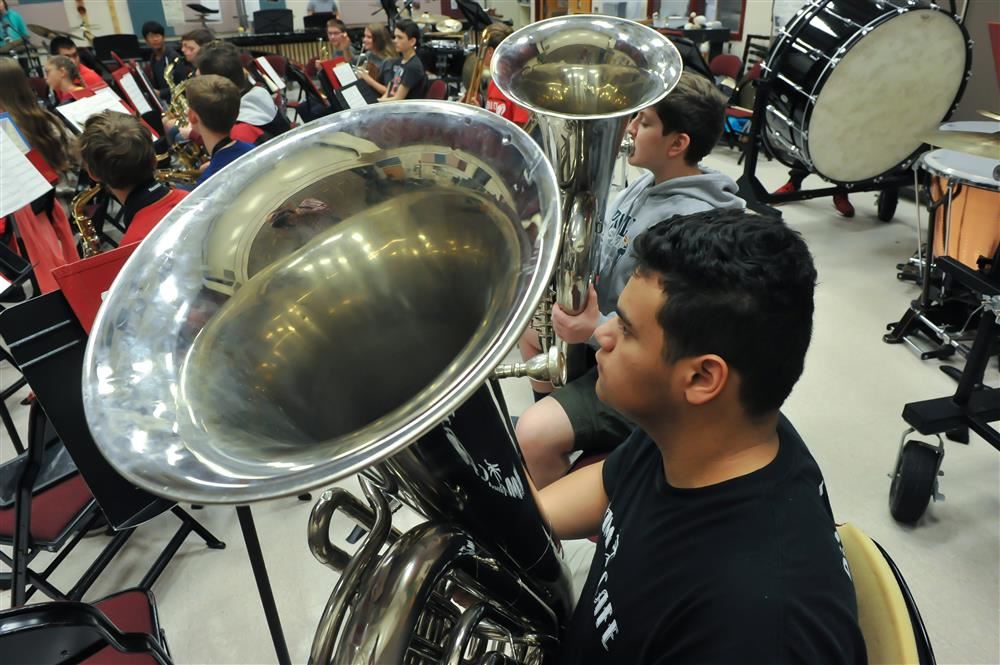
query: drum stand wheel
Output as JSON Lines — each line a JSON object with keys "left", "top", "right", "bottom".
{"left": 889, "top": 433, "right": 944, "bottom": 524}
{"left": 877, "top": 188, "right": 899, "bottom": 223}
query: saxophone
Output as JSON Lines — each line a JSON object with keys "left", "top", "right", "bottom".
{"left": 70, "top": 184, "right": 102, "bottom": 258}
{"left": 154, "top": 168, "right": 201, "bottom": 186}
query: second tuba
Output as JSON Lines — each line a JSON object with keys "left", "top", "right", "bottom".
{"left": 491, "top": 15, "right": 682, "bottom": 386}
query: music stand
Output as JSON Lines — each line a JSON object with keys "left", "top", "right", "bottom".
{"left": 455, "top": 0, "right": 492, "bottom": 32}
{"left": 253, "top": 9, "right": 293, "bottom": 34}
{"left": 303, "top": 13, "right": 333, "bottom": 33}
{"left": 93, "top": 34, "right": 140, "bottom": 62}
{"left": 187, "top": 3, "right": 219, "bottom": 29}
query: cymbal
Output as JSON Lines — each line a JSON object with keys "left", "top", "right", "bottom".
{"left": 415, "top": 13, "right": 451, "bottom": 26}
{"left": 922, "top": 130, "right": 1000, "bottom": 160}
{"left": 438, "top": 18, "right": 463, "bottom": 33}
{"left": 978, "top": 109, "right": 1000, "bottom": 122}
{"left": 28, "top": 23, "right": 77, "bottom": 40}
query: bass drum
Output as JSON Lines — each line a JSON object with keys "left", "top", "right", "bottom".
{"left": 762, "top": 0, "right": 970, "bottom": 185}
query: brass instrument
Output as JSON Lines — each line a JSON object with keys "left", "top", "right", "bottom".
{"left": 459, "top": 25, "right": 503, "bottom": 106}
{"left": 162, "top": 57, "right": 207, "bottom": 171}
{"left": 491, "top": 16, "right": 683, "bottom": 386}
{"left": 70, "top": 184, "right": 102, "bottom": 258}
{"left": 154, "top": 168, "right": 201, "bottom": 186}
{"left": 82, "top": 102, "right": 571, "bottom": 664}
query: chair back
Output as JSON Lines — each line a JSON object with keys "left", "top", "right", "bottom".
{"left": 425, "top": 78, "right": 447, "bottom": 100}
{"left": 0, "top": 599, "right": 170, "bottom": 665}
{"left": 837, "top": 523, "right": 935, "bottom": 665}
{"left": 709, "top": 54, "right": 742, "bottom": 80}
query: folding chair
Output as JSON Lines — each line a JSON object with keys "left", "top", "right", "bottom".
{"left": 0, "top": 589, "right": 172, "bottom": 664}
{"left": 0, "top": 292, "right": 225, "bottom": 608}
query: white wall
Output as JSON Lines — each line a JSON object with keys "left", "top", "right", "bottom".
{"left": 61, "top": 0, "right": 135, "bottom": 37}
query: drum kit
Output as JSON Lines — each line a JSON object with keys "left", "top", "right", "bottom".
{"left": 1, "top": 22, "right": 95, "bottom": 76}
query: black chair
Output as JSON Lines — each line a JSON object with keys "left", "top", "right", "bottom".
{"left": 0, "top": 589, "right": 172, "bottom": 664}
{"left": 253, "top": 9, "right": 293, "bottom": 34}
{"left": 0, "top": 292, "right": 225, "bottom": 607}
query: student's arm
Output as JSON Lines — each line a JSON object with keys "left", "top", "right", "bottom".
{"left": 533, "top": 460, "right": 609, "bottom": 541}
{"left": 359, "top": 69, "right": 388, "bottom": 95}
{"left": 380, "top": 83, "right": 410, "bottom": 101}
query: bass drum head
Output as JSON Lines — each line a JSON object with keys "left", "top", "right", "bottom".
{"left": 808, "top": 9, "right": 967, "bottom": 183}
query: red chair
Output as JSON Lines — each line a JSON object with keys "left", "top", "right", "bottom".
{"left": 709, "top": 53, "right": 743, "bottom": 81}
{"left": 0, "top": 589, "right": 173, "bottom": 664}
{"left": 424, "top": 78, "right": 447, "bottom": 100}
{"left": 263, "top": 53, "right": 288, "bottom": 79}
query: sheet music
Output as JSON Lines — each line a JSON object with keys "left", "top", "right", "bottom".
{"left": 132, "top": 65, "right": 163, "bottom": 113}
{"left": 57, "top": 88, "right": 133, "bottom": 133}
{"left": 342, "top": 85, "right": 369, "bottom": 109}
{"left": 120, "top": 73, "right": 153, "bottom": 115}
{"left": 0, "top": 113, "right": 30, "bottom": 153}
{"left": 256, "top": 57, "right": 286, "bottom": 90}
{"left": 0, "top": 129, "right": 54, "bottom": 218}
{"left": 0, "top": 271, "right": 12, "bottom": 293}
{"left": 333, "top": 62, "right": 358, "bottom": 86}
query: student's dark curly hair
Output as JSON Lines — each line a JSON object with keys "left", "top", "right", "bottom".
{"left": 632, "top": 208, "right": 817, "bottom": 417}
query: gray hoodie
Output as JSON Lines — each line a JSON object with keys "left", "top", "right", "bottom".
{"left": 590, "top": 168, "right": 745, "bottom": 340}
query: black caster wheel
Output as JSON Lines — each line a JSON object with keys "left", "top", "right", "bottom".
{"left": 889, "top": 440, "right": 941, "bottom": 524}
{"left": 877, "top": 188, "right": 899, "bottom": 222}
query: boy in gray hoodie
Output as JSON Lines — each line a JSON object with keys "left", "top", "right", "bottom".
{"left": 517, "top": 72, "right": 746, "bottom": 489}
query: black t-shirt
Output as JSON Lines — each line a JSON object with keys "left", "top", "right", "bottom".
{"left": 384, "top": 55, "right": 428, "bottom": 99}
{"left": 559, "top": 416, "right": 867, "bottom": 665}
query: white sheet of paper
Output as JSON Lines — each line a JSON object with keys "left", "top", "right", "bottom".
{"left": 333, "top": 62, "right": 357, "bottom": 86}
{"left": 57, "top": 89, "right": 133, "bottom": 133}
{"left": 0, "top": 130, "right": 54, "bottom": 218}
{"left": 132, "top": 65, "right": 162, "bottom": 112}
{"left": 120, "top": 73, "right": 153, "bottom": 115}
{"left": 341, "top": 85, "right": 368, "bottom": 109}
{"left": 0, "top": 115, "right": 30, "bottom": 153}
{"left": 163, "top": 0, "right": 186, "bottom": 25}
{"left": 0, "top": 271, "right": 12, "bottom": 293}
{"left": 256, "top": 56, "right": 286, "bottom": 90}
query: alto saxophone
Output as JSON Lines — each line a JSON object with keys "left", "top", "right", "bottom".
{"left": 71, "top": 184, "right": 102, "bottom": 258}
{"left": 154, "top": 168, "right": 201, "bottom": 186}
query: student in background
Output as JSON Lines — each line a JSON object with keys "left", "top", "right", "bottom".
{"left": 175, "top": 28, "right": 214, "bottom": 82}
{"left": 183, "top": 75, "right": 255, "bottom": 187}
{"left": 45, "top": 55, "right": 88, "bottom": 104}
{"left": 325, "top": 18, "right": 353, "bottom": 61}
{"left": 143, "top": 21, "right": 179, "bottom": 102}
{"left": 195, "top": 41, "right": 291, "bottom": 144}
{"left": 0, "top": 57, "right": 78, "bottom": 292}
{"left": 354, "top": 23, "right": 396, "bottom": 97}
{"left": 378, "top": 20, "right": 427, "bottom": 102}
{"left": 49, "top": 36, "right": 104, "bottom": 89}
{"left": 80, "top": 111, "right": 187, "bottom": 245}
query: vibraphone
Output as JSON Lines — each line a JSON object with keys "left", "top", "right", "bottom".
{"left": 227, "top": 32, "right": 328, "bottom": 66}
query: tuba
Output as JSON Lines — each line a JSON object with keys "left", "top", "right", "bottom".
{"left": 491, "top": 15, "right": 682, "bottom": 386}
{"left": 82, "top": 102, "right": 571, "bottom": 663}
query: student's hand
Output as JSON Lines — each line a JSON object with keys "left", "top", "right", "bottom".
{"left": 551, "top": 282, "right": 600, "bottom": 344}
{"left": 163, "top": 115, "right": 176, "bottom": 131}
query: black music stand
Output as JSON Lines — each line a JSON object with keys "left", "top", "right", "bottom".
{"left": 303, "top": 12, "right": 334, "bottom": 32}
{"left": 93, "top": 34, "right": 140, "bottom": 62}
{"left": 253, "top": 9, "right": 293, "bottom": 34}
{"left": 455, "top": 0, "right": 492, "bottom": 32}
{"left": 0, "top": 291, "right": 292, "bottom": 665}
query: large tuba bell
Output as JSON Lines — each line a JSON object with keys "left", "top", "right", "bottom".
{"left": 83, "top": 102, "right": 571, "bottom": 663}
{"left": 491, "top": 15, "right": 682, "bottom": 386}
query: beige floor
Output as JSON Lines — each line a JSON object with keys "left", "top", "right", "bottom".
{"left": 2, "top": 146, "right": 999, "bottom": 664}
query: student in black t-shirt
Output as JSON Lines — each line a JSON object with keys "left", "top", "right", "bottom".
{"left": 536, "top": 208, "right": 867, "bottom": 664}
{"left": 378, "top": 19, "right": 428, "bottom": 101}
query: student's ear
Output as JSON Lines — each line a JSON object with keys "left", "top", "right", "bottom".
{"left": 84, "top": 166, "right": 101, "bottom": 184}
{"left": 187, "top": 108, "right": 198, "bottom": 126}
{"left": 681, "top": 354, "right": 728, "bottom": 406}
{"left": 667, "top": 132, "right": 691, "bottom": 160}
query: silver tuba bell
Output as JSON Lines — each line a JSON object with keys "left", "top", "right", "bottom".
{"left": 491, "top": 15, "right": 682, "bottom": 386}
{"left": 83, "top": 102, "right": 570, "bottom": 663}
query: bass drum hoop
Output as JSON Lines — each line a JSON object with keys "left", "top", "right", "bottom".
{"left": 762, "top": 1, "right": 971, "bottom": 186}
